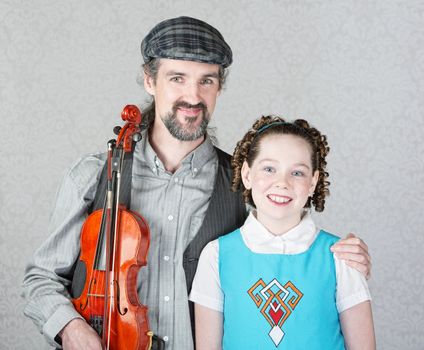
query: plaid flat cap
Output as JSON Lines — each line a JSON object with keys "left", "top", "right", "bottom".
{"left": 141, "top": 16, "right": 233, "bottom": 68}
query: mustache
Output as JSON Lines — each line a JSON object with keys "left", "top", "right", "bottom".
{"left": 173, "top": 101, "right": 207, "bottom": 112}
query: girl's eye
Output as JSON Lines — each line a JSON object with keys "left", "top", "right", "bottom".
{"left": 292, "top": 170, "right": 304, "bottom": 176}
{"left": 263, "top": 166, "right": 275, "bottom": 173}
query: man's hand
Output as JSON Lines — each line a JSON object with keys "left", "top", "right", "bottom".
{"left": 331, "top": 233, "right": 371, "bottom": 279}
{"left": 60, "top": 318, "right": 103, "bottom": 350}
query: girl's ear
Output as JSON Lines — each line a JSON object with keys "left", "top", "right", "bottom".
{"left": 309, "top": 170, "right": 319, "bottom": 196}
{"left": 241, "top": 161, "right": 252, "bottom": 190}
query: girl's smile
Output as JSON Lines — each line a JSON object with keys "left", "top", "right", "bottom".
{"left": 267, "top": 194, "right": 292, "bottom": 205}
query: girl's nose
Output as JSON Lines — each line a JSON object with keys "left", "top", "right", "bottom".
{"left": 275, "top": 174, "right": 289, "bottom": 189}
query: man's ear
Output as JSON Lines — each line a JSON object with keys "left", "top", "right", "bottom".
{"left": 144, "top": 73, "right": 155, "bottom": 96}
{"left": 241, "top": 161, "right": 252, "bottom": 190}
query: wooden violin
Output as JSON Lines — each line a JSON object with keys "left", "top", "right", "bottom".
{"left": 72, "top": 105, "right": 152, "bottom": 349}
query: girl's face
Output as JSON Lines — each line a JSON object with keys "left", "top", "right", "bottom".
{"left": 241, "top": 133, "right": 319, "bottom": 235}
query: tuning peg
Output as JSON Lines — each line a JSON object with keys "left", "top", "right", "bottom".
{"left": 132, "top": 133, "right": 142, "bottom": 142}
{"left": 113, "top": 126, "right": 121, "bottom": 135}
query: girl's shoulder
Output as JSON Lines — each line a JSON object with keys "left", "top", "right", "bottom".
{"left": 315, "top": 230, "right": 341, "bottom": 247}
{"left": 218, "top": 227, "right": 242, "bottom": 244}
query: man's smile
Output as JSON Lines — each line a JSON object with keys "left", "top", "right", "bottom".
{"left": 177, "top": 107, "right": 203, "bottom": 117}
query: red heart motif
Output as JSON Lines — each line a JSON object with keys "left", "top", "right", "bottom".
{"left": 269, "top": 301, "right": 284, "bottom": 324}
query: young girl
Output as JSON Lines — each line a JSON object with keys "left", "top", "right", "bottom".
{"left": 189, "top": 116, "right": 375, "bottom": 349}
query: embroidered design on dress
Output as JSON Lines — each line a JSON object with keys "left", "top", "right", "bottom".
{"left": 247, "top": 278, "right": 303, "bottom": 347}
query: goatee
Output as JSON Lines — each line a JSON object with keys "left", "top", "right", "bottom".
{"left": 162, "top": 102, "right": 210, "bottom": 141}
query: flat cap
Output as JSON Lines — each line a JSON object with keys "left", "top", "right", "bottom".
{"left": 141, "top": 16, "right": 233, "bottom": 68}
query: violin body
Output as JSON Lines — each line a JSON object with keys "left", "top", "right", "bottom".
{"left": 72, "top": 208, "right": 151, "bottom": 349}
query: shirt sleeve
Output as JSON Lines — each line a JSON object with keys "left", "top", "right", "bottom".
{"left": 334, "top": 255, "right": 372, "bottom": 313}
{"left": 21, "top": 153, "right": 105, "bottom": 348}
{"left": 189, "top": 239, "right": 224, "bottom": 312}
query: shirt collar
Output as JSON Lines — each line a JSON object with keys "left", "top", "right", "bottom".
{"left": 240, "top": 210, "right": 319, "bottom": 254}
{"left": 134, "top": 130, "right": 215, "bottom": 177}
{"left": 181, "top": 134, "right": 215, "bottom": 177}
{"left": 134, "top": 129, "right": 160, "bottom": 175}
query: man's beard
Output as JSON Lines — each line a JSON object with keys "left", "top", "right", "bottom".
{"left": 162, "top": 101, "right": 210, "bottom": 141}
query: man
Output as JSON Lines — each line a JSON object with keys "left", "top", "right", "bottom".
{"left": 22, "top": 16, "right": 371, "bottom": 350}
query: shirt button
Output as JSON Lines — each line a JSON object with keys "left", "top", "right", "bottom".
{"left": 193, "top": 167, "right": 198, "bottom": 173}
{"left": 167, "top": 215, "right": 173, "bottom": 221}
{"left": 164, "top": 296, "right": 170, "bottom": 302}
{"left": 155, "top": 159, "right": 160, "bottom": 166}
{"left": 174, "top": 177, "right": 179, "bottom": 183}
{"left": 163, "top": 255, "right": 170, "bottom": 261}
{"left": 163, "top": 336, "right": 169, "bottom": 342}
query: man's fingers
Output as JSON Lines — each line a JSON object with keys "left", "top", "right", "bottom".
{"left": 344, "top": 259, "right": 372, "bottom": 280}
{"left": 333, "top": 251, "right": 370, "bottom": 265}
{"left": 331, "top": 233, "right": 372, "bottom": 280}
{"left": 331, "top": 243, "right": 370, "bottom": 258}
{"left": 332, "top": 235, "right": 369, "bottom": 254}
{"left": 345, "top": 232, "right": 356, "bottom": 239}
{"left": 333, "top": 251, "right": 372, "bottom": 280}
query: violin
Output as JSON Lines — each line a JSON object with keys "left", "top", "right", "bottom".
{"left": 72, "top": 105, "right": 152, "bottom": 349}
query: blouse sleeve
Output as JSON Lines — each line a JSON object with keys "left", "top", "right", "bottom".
{"left": 334, "top": 255, "right": 372, "bottom": 313}
{"left": 189, "top": 239, "right": 224, "bottom": 312}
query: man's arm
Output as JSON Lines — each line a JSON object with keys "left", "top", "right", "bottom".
{"left": 59, "top": 319, "right": 103, "bottom": 350}
{"left": 331, "top": 233, "right": 371, "bottom": 279}
{"left": 21, "top": 154, "right": 105, "bottom": 347}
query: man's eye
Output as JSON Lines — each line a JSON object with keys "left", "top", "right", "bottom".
{"left": 170, "top": 76, "right": 183, "bottom": 82}
{"left": 201, "top": 78, "right": 213, "bottom": 85}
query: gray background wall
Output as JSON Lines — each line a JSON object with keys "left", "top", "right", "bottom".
{"left": 1, "top": 0, "right": 423, "bottom": 349}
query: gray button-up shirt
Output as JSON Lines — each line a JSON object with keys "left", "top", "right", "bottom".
{"left": 22, "top": 130, "right": 218, "bottom": 349}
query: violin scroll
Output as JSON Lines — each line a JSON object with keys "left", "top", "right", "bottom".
{"left": 121, "top": 105, "right": 142, "bottom": 124}
{"left": 116, "top": 105, "right": 143, "bottom": 153}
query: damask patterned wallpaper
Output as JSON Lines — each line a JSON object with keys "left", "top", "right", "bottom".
{"left": 1, "top": 1, "right": 423, "bottom": 349}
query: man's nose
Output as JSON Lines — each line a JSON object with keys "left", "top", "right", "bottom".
{"left": 184, "top": 83, "right": 201, "bottom": 104}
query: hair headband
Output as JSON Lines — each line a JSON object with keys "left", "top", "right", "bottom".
{"left": 255, "top": 121, "right": 286, "bottom": 136}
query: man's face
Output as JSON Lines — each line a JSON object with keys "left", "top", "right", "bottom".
{"left": 144, "top": 58, "right": 221, "bottom": 141}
